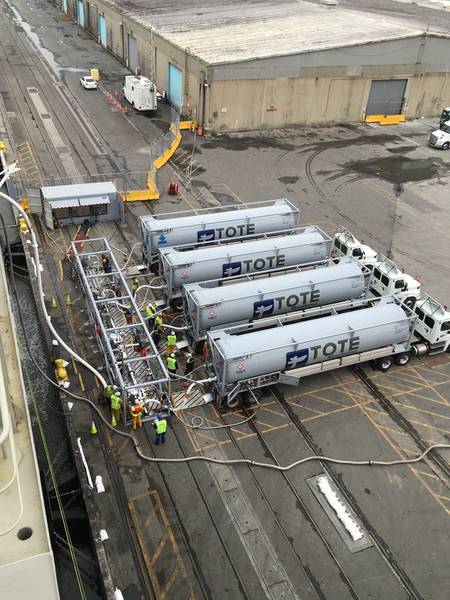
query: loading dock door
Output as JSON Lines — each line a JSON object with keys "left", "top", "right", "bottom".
{"left": 366, "top": 79, "right": 407, "bottom": 116}
{"left": 98, "top": 15, "right": 107, "bottom": 46}
{"left": 77, "top": 0, "right": 84, "bottom": 27}
{"left": 168, "top": 63, "right": 183, "bottom": 110}
{"left": 127, "top": 34, "right": 138, "bottom": 73}
{"left": 60, "top": 0, "right": 68, "bottom": 13}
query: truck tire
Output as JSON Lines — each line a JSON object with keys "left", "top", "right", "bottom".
{"left": 226, "top": 394, "right": 241, "bottom": 410}
{"left": 404, "top": 297, "right": 416, "bottom": 309}
{"left": 170, "top": 298, "right": 184, "bottom": 312}
{"left": 443, "top": 142, "right": 450, "bottom": 150}
{"left": 394, "top": 353, "right": 410, "bottom": 366}
{"left": 377, "top": 357, "right": 392, "bottom": 372}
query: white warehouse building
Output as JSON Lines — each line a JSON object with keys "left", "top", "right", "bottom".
{"left": 63, "top": 0, "right": 450, "bottom": 131}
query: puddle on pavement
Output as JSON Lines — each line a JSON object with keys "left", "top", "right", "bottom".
{"left": 387, "top": 145, "right": 416, "bottom": 154}
{"left": 6, "top": 0, "right": 84, "bottom": 74}
{"left": 201, "top": 135, "right": 295, "bottom": 151}
{"left": 344, "top": 156, "right": 445, "bottom": 184}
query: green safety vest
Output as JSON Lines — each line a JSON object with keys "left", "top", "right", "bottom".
{"left": 155, "top": 315, "right": 163, "bottom": 327}
{"left": 105, "top": 385, "right": 114, "bottom": 399}
{"left": 156, "top": 419, "right": 167, "bottom": 434}
{"left": 131, "top": 280, "right": 139, "bottom": 290}
{"left": 167, "top": 334, "right": 177, "bottom": 346}
{"left": 146, "top": 305, "right": 156, "bottom": 317}
{"left": 110, "top": 394, "right": 122, "bottom": 410}
{"left": 167, "top": 356, "right": 177, "bottom": 370}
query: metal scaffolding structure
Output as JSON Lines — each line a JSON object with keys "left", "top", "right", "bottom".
{"left": 71, "top": 237, "right": 170, "bottom": 424}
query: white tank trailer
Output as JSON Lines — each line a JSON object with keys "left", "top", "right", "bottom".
{"left": 140, "top": 199, "right": 298, "bottom": 266}
{"left": 208, "top": 296, "right": 420, "bottom": 406}
{"left": 184, "top": 257, "right": 371, "bottom": 344}
{"left": 159, "top": 226, "right": 332, "bottom": 306}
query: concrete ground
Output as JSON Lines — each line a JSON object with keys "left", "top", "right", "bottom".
{"left": 1, "top": 0, "right": 449, "bottom": 599}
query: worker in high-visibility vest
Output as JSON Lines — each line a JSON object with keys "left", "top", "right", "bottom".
{"left": 166, "top": 330, "right": 177, "bottom": 354}
{"left": 185, "top": 353, "right": 194, "bottom": 376}
{"left": 145, "top": 302, "right": 157, "bottom": 328}
{"left": 54, "top": 358, "right": 70, "bottom": 388}
{"left": 167, "top": 353, "right": 178, "bottom": 375}
{"left": 153, "top": 413, "right": 168, "bottom": 445}
{"left": 131, "top": 277, "right": 139, "bottom": 297}
{"left": 110, "top": 391, "right": 122, "bottom": 426}
{"left": 154, "top": 313, "right": 163, "bottom": 329}
{"left": 130, "top": 398, "right": 144, "bottom": 431}
{"left": 105, "top": 383, "right": 118, "bottom": 402}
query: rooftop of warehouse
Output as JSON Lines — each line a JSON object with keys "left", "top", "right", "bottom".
{"left": 99, "top": 0, "right": 450, "bottom": 65}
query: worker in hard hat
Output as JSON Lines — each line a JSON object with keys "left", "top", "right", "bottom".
{"left": 110, "top": 390, "right": 122, "bottom": 426}
{"left": 101, "top": 254, "right": 111, "bottom": 273}
{"left": 145, "top": 302, "right": 157, "bottom": 328}
{"left": 152, "top": 325, "right": 161, "bottom": 347}
{"left": 153, "top": 413, "right": 168, "bottom": 445}
{"left": 184, "top": 353, "right": 194, "bottom": 376}
{"left": 54, "top": 358, "right": 70, "bottom": 389}
{"left": 154, "top": 312, "right": 163, "bottom": 329}
{"left": 166, "top": 330, "right": 177, "bottom": 354}
{"left": 124, "top": 307, "right": 133, "bottom": 325}
{"left": 130, "top": 398, "right": 144, "bottom": 431}
{"left": 105, "top": 383, "right": 118, "bottom": 403}
{"left": 131, "top": 277, "right": 139, "bottom": 297}
{"left": 167, "top": 353, "right": 178, "bottom": 375}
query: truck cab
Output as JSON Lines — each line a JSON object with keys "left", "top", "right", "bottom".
{"left": 369, "top": 256, "right": 422, "bottom": 308}
{"left": 123, "top": 75, "right": 158, "bottom": 111}
{"left": 413, "top": 296, "right": 450, "bottom": 354}
{"left": 429, "top": 120, "right": 450, "bottom": 150}
{"left": 333, "top": 228, "right": 378, "bottom": 268}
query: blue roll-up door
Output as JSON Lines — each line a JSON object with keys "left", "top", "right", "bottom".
{"left": 168, "top": 63, "right": 183, "bottom": 110}
{"left": 127, "top": 34, "right": 138, "bottom": 73}
{"left": 98, "top": 15, "right": 107, "bottom": 46}
{"left": 77, "top": 0, "right": 84, "bottom": 27}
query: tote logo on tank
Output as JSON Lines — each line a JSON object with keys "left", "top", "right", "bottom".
{"left": 253, "top": 289, "right": 321, "bottom": 319}
{"left": 197, "top": 224, "right": 256, "bottom": 243}
{"left": 222, "top": 255, "right": 286, "bottom": 278}
{"left": 285, "top": 336, "right": 361, "bottom": 370}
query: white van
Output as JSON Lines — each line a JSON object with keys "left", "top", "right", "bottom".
{"left": 123, "top": 76, "right": 157, "bottom": 111}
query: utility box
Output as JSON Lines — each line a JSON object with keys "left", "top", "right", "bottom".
{"left": 40, "top": 182, "right": 123, "bottom": 230}
{"left": 123, "top": 76, "right": 157, "bottom": 111}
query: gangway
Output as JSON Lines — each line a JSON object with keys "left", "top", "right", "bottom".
{"left": 71, "top": 237, "right": 170, "bottom": 424}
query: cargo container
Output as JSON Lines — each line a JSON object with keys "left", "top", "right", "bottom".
{"left": 159, "top": 226, "right": 332, "bottom": 308}
{"left": 206, "top": 295, "right": 450, "bottom": 407}
{"left": 140, "top": 199, "right": 298, "bottom": 267}
{"left": 184, "top": 257, "right": 371, "bottom": 344}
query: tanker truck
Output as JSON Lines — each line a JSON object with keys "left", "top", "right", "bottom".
{"left": 184, "top": 257, "right": 372, "bottom": 346}
{"left": 206, "top": 295, "right": 450, "bottom": 407}
{"left": 159, "top": 226, "right": 332, "bottom": 309}
{"left": 140, "top": 198, "right": 298, "bottom": 267}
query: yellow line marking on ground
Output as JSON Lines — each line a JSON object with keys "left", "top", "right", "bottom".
{"left": 412, "top": 468, "right": 442, "bottom": 481}
{"left": 337, "top": 378, "right": 450, "bottom": 516}
{"left": 394, "top": 401, "right": 450, "bottom": 421}
{"left": 77, "top": 372, "right": 85, "bottom": 391}
{"left": 70, "top": 356, "right": 78, "bottom": 375}
{"left": 301, "top": 400, "right": 374, "bottom": 422}
{"left": 406, "top": 390, "right": 450, "bottom": 410}
{"left": 286, "top": 402, "right": 326, "bottom": 415}
{"left": 151, "top": 531, "right": 169, "bottom": 566}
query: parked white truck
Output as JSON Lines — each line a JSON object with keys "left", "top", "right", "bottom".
{"left": 333, "top": 229, "right": 422, "bottom": 307}
{"left": 123, "top": 76, "right": 157, "bottom": 111}
{"left": 333, "top": 228, "right": 378, "bottom": 267}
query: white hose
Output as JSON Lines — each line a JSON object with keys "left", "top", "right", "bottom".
{"left": 0, "top": 163, "right": 107, "bottom": 388}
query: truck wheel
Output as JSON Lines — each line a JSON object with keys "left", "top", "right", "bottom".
{"left": 226, "top": 395, "right": 241, "bottom": 410}
{"left": 242, "top": 389, "right": 262, "bottom": 406}
{"left": 170, "top": 298, "right": 184, "bottom": 312}
{"left": 404, "top": 297, "right": 416, "bottom": 309}
{"left": 443, "top": 142, "right": 450, "bottom": 150}
{"left": 377, "top": 357, "right": 392, "bottom": 372}
{"left": 394, "top": 353, "right": 410, "bottom": 366}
